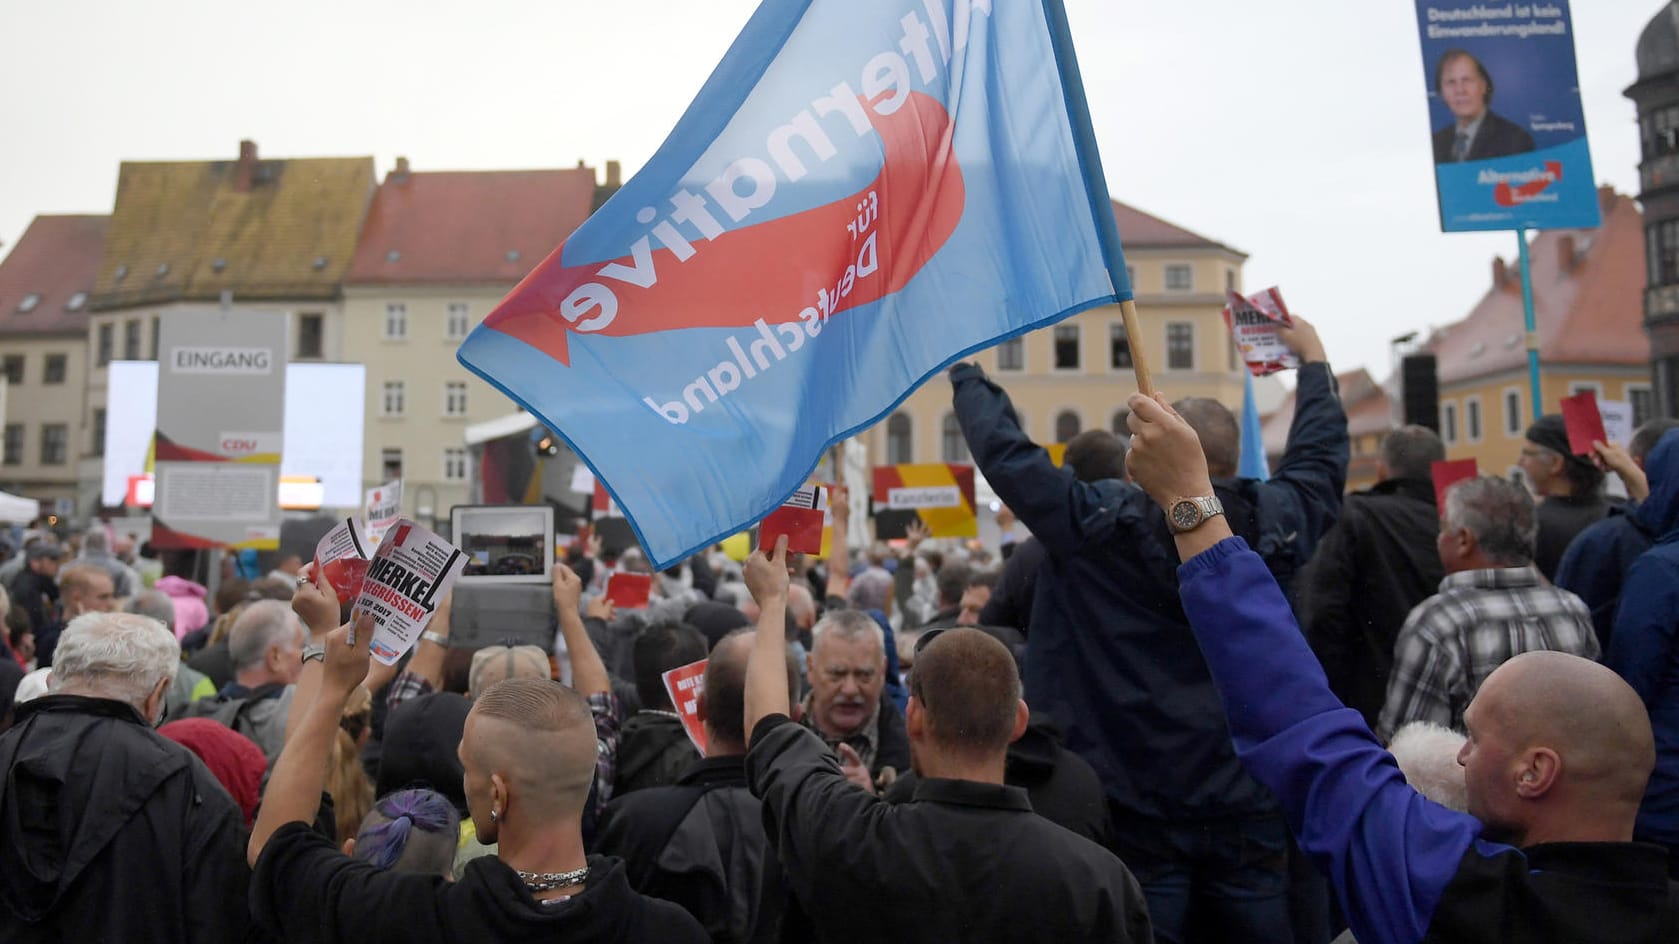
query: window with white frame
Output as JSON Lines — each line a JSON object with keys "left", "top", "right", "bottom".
{"left": 1442, "top": 401, "right": 1458, "bottom": 444}
{"left": 1568, "top": 380, "right": 1603, "bottom": 397}
{"left": 40, "top": 424, "right": 67, "bottom": 465}
{"left": 886, "top": 412, "right": 913, "bottom": 464}
{"left": 384, "top": 302, "right": 409, "bottom": 340}
{"left": 1630, "top": 384, "right": 1655, "bottom": 428}
{"left": 2, "top": 425, "right": 22, "bottom": 465}
{"left": 443, "top": 447, "right": 468, "bottom": 482}
{"left": 1166, "top": 322, "right": 1194, "bottom": 370}
{"left": 96, "top": 323, "right": 113, "bottom": 367}
{"left": 1165, "top": 264, "right": 1193, "bottom": 291}
{"left": 444, "top": 381, "right": 468, "bottom": 416}
{"left": 380, "top": 448, "right": 403, "bottom": 481}
{"left": 382, "top": 380, "right": 406, "bottom": 416}
{"left": 1503, "top": 388, "right": 1523, "bottom": 436}
{"left": 1109, "top": 324, "right": 1133, "bottom": 369}
{"left": 1053, "top": 325, "right": 1080, "bottom": 370}
{"left": 123, "top": 319, "right": 141, "bottom": 360}
{"left": 1465, "top": 396, "right": 1483, "bottom": 443}
{"left": 446, "top": 302, "right": 471, "bottom": 340}
{"left": 996, "top": 337, "right": 1024, "bottom": 371}
{"left": 941, "top": 412, "right": 967, "bottom": 462}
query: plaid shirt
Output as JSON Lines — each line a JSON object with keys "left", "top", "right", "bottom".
{"left": 1377, "top": 566, "right": 1597, "bottom": 739}
{"left": 384, "top": 673, "right": 623, "bottom": 807}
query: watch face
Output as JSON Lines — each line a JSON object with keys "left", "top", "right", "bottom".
{"left": 1169, "top": 499, "right": 1201, "bottom": 531}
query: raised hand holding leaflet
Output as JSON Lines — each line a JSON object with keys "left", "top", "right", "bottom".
{"left": 352, "top": 518, "right": 468, "bottom": 664}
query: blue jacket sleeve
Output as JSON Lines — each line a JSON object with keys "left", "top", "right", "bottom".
{"left": 1606, "top": 554, "right": 1679, "bottom": 706}
{"left": 1257, "top": 362, "right": 1349, "bottom": 563}
{"left": 949, "top": 363, "right": 1135, "bottom": 556}
{"left": 1178, "top": 537, "right": 1484, "bottom": 944}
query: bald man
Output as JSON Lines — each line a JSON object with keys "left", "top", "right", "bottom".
{"left": 1125, "top": 390, "right": 1679, "bottom": 943}
{"left": 247, "top": 616, "right": 706, "bottom": 944}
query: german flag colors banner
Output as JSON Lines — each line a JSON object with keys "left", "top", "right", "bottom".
{"left": 872, "top": 463, "right": 976, "bottom": 539}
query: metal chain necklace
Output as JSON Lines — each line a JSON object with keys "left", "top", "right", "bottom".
{"left": 517, "top": 865, "right": 590, "bottom": 893}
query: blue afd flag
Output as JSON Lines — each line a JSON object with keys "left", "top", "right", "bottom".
{"left": 459, "top": 0, "right": 1131, "bottom": 568}
{"left": 1238, "top": 371, "right": 1270, "bottom": 481}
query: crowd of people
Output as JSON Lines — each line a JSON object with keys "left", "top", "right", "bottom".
{"left": 1, "top": 314, "right": 1678, "bottom": 941}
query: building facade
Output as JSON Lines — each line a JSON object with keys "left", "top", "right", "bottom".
{"left": 0, "top": 215, "right": 107, "bottom": 515}
{"left": 860, "top": 200, "right": 1249, "bottom": 465}
{"left": 341, "top": 160, "right": 610, "bottom": 525}
{"left": 1424, "top": 188, "right": 1652, "bottom": 475}
{"left": 1262, "top": 368, "right": 1393, "bottom": 493}
{"left": 1627, "top": 2, "right": 1679, "bottom": 417}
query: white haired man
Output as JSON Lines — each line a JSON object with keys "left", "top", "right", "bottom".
{"left": 186, "top": 599, "right": 306, "bottom": 761}
{"left": 0, "top": 611, "right": 249, "bottom": 942}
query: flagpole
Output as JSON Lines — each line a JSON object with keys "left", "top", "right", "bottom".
{"left": 1039, "top": 0, "right": 1154, "bottom": 397}
{"left": 1119, "top": 300, "right": 1154, "bottom": 396}
{"left": 1516, "top": 229, "right": 1542, "bottom": 420}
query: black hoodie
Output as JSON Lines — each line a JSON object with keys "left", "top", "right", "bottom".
{"left": 0, "top": 694, "right": 251, "bottom": 943}
{"left": 252, "top": 821, "right": 707, "bottom": 943}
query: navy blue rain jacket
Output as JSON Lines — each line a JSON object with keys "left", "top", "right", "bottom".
{"left": 950, "top": 361, "right": 1347, "bottom": 819}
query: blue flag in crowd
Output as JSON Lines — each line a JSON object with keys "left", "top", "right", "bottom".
{"left": 459, "top": 0, "right": 1131, "bottom": 568}
{"left": 1238, "top": 370, "right": 1270, "bottom": 481}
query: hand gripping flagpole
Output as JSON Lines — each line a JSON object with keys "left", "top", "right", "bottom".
{"left": 1040, "top": 0, "right": 1154, "bottom": 397}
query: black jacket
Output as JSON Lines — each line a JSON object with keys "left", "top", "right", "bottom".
{"left": 1431, "top": 110, "right": 1535, "bottom": 163}
{"left": 595, "top": 755, "right": 786, "bottom": 944}
{"left": 252, "top": 822, "right": 707, "bottom": 943}
{"left": 952, "top": 361, "right": 1347, "bottom": 820}
{"left": 747, "top": 716, "right": 1152, "bottom": 943}
{"left": 978, "top": 535, "right": 1045, "bottom": 633}
{"left": 885, "top": 713, "right": 1111, "bottom": 848}
{"left": 0, "top": 694, "right": 251, "bottom": 943}
{"left": 616, "top": 712, "right": 702, "bottom": 796}
{"left": 1536, "top": 492, "right": 1613, "bottom": 583}
{"left": 1297, "top": 477, "right": 1443, "bottom": 729}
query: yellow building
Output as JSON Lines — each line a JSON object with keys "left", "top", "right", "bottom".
{"left": 1261, "top": 368, "right": 1394, "bottom": 494}
{"left": 861, "top": 200, "right": 1248, "bottom": 465}
{"left": 0, "top": 216, "right": 107, "bottom": 516}
{"left": 1424, "top": 188, "right": 1652, "bottom": 476}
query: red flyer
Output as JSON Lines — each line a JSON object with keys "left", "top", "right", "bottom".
{"left": 1431, "top": 458, "right": 1479, "bottom": 508}
{"left": 661, "top": 658, "right": 709, "bottom": 754}
{"left": 1559, "top": 390, "right": 1608, "bottom": 457}
{"left": 759, "top": 484, "right": 827, "bottom": 555}
{"left": 605, "top": 572, "right": 653, "bottom": 609}
{"left": 1222, "top": 286, "right": 1299, "bottom": 377}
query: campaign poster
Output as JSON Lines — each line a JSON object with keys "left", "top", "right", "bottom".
{"left": 151, "top": 310, "right": 286, "bottom": 550}
{"left": 872, "top": 463, "right": 977, "bottom": 539}
{"left": 364, "top": 479, "right": 402, "bottom": 545}
{"left": 1415, "top": 1, "right": 1598, "bottom": 232}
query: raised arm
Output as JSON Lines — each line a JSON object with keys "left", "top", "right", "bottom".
{"left": 250, "top": 614, "right": 373, "bottom": 866}
{"left": 744, "top": 536, "right": 791, "bottom": 731}
{"left": 824, "top": 484, "right": 851, "bottom": 602}
{"left": 553, "top": 563, "right": 608, "bottom": 696}
{"left": 286, "top": 563, "right": 339, "bottom": 745}
{"left": 1126, "top": 392, "right": 1479, "bottom": 944}
{"left": 1267, "top": 318, "right": 1349, "bottom": 542}
{"left": 950, "top": 362, "right": 1132, "bottom": 555}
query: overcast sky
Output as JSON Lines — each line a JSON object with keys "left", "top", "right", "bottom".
{"left": 0, "top": 0, "right": 1658, "bottom": 383}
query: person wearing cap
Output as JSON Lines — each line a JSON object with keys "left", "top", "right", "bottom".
{"left": 470, "top": 644, "right": 552, "bottom": 699}
{"left": 6, "top": 543, "right": 64, "bottom": 661}
{"left": 1520, "top": 413, "right": 1614, "bottom": 581}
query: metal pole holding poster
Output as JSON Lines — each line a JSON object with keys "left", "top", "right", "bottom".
{"left": 1516, "top": 231, "right": 1542, "bottom": 420}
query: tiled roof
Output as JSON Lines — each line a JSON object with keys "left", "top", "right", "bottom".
{"left": 1112, "top": 200, "right": 1246, "bottom": 257}
{"left": 91, "top": 143, "right": 375, "bottom": 310}
{"left": 346, "top": 165, "right": 600, "bottom": 285}
{"left": 0, "top": 215, "right": 108, "bottom": 336}
{"left": 1423, "top": 188, "right": 1647, "bottom": 386}
{"left": 1262, "top": 367, "right": 1390, "bottom": 454}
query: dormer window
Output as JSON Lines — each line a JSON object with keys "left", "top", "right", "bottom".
{"left": 66, "top": 292, "right": 87, "bottom": 311}
{"left": 17, "top": 293, "right": 40, "bottom": 313}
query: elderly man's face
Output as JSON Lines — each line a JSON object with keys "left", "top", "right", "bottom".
{"left": 1441, "top": 55, "right": 1488, "bottom": 123}
{"left": 807, "top": 632, "right": 885, "bottom": 738}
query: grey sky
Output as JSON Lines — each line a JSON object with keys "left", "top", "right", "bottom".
{"left": 0, "top": 0, "right": 1656, "bottom": 383}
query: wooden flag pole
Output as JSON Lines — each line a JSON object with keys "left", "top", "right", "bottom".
{"left": 1120, "top": 298, "right": 1154, "bottom": 397}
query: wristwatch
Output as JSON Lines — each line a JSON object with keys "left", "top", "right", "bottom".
{"left": 1167, "top": 495, "right": 1225, "bottom": 534}
{"left": 301, "top": 643, "right": 326, "bottom": 665}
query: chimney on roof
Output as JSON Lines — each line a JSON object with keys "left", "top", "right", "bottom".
{"left": 1557, "top": 235, "right": 1577, "bottom": 273}
{"left": 1492, "top": 256, "right": 1508, "bottom": 289}
{"left": 393, "top": 156, "right": 411, "bottom": 182}
{"left": 234, "top": 139, "right": 258, "bottom": 193}
{"left": 606, "top": 160, "right": 622, "bottom": 188}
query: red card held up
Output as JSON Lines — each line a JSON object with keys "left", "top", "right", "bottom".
{"left": 759, "top": 484, "right": 826, "bottom": 555}
{"left": 605, "top": 572, "right": 653, "bottom": 609}
{"left": 1431, "top": 458, "right": 1479, "bottom": 509}
{"left": 1559, "top": 390, "right": 1607, "bottom": 457}
{"left": 661, "top": 658, "right": 709, "bottom": 754}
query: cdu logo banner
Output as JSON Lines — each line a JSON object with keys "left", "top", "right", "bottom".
{"left": 459, "top": 0, "right": 1130, "bottom": 568}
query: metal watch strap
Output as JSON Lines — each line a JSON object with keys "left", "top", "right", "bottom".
{"left": 301, "top": 643, "right": 326, "bottom": 665}
{"left": 421, "top": 631, "right": 449, "bottom": 647}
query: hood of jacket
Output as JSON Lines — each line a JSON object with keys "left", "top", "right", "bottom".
{"left": 0, "top": 695, "right": 196, "bottom": 921}
{"left": 154, "top": 576, "right": 207, "bottom": 600}
{"left": 1006, "top": 713, "right": 1065, "bottom": 783}
{"left": 618, "top": 712, "right": 695, "bottom": 784}
{"left": 1637, "top": 430, "right": 1679, "bottom": 540}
